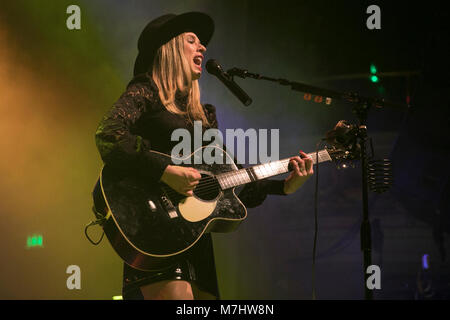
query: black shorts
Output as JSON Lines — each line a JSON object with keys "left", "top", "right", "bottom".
{"left": 122, "top": 233, "right": 220, "bottom": 300}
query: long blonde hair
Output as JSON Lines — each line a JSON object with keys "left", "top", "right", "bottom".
{"left": 151, "top": 33, "right": 209, "bottom": 125}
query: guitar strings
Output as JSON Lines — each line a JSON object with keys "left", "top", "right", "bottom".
{"left": 162, "top": 177, "right": 222, "bottom": 201}
{"left": 167, "top": 159, "right": 292, "bottom": 196}
{"left": 162, "top": 155, "right": 327, "bottom": 201}
{"left": 164, "top": 186, "right": 219, "bottom": 202}
{"left": 165, "top": 182, "right": 223, "bottom": 200}
{"left": 163, "top": 156, "right": 324, "bottom": 199}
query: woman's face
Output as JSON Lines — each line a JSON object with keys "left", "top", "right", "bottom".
{"left": 184, "top": 32, "right": 206, "bottom": 80}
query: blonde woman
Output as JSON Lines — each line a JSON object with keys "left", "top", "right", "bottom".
{"left": 95, "top": 12, "right": 313, "bottom": 300}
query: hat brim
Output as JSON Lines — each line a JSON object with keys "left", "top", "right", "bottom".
{"left": 134, "top": 12, "right": 214, "bottom": 76}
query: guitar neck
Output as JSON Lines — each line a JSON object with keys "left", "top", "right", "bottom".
{"left": 216, "top": 149, "right": 332, "bottom": 190}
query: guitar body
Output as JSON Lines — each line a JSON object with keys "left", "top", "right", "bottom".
{"left": 91, "top": 143, "right": 343, "bottom": 272}
{"left": 92, "top": 146, "right": 247, "bottom": 271}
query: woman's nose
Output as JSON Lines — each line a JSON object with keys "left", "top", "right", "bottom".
{"left": 198, "top": 43, "right": 206, "bottom": 53}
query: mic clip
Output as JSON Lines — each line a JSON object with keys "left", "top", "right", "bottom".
{"left": 227, "top": 67, "right": 249, "bottom": 79}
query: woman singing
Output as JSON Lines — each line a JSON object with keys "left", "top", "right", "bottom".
{"left": 95, "top": 12, "right": 313, "bottom": 300}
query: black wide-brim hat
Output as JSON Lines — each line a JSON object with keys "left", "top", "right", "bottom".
{"left": 133, "top": 12, "right": 214, "bottom": 76}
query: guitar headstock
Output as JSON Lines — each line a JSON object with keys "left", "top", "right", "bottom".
{"left": 324, "top": 120, "right": 361, "bottom": 168}
{"left": 326, "top": 146, "right": 359, "bottom": 161}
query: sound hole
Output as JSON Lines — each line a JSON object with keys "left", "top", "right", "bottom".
{"left": 194, "top": 174, "right": 221, "bottom": 201}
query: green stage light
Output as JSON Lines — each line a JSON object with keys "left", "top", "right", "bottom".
{"left": 370, "top": 64, "right": 377, "bottom": 74}
{"left": 26, "top": 234, "right": 43, "bottom": 248}
{"left": 370, "top": 75, "right": 379, "bottom": 83}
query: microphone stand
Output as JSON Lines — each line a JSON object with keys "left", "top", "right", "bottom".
{"left": 228, "top": 67, "right": 409, "bottom": 300}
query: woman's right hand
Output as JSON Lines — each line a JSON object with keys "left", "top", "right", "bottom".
{"left": 160, "top": 165, "right": 201, "bottom": 196}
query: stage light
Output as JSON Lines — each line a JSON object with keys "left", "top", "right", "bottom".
{"left": 422, "top": 254, "right": 429, "bottom": 270}
{"left": 26, "top": 234, "right": 43, "bottom": 248}
{"left": 112, "top": 295, "right": 123, "bottom": 300}
{"left": 369, "top": 64, "right": 379, "bottom": 83}
{"left": 370, "top": 64, "right": 377, "bottom": 74}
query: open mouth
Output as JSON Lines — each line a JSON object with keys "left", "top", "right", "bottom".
{"left": 193, "top": 56, "right": 202, "bottom": 66}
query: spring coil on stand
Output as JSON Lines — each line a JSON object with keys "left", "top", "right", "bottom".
{"left": 367, "top": 159, "right": 393, "bottom": 193}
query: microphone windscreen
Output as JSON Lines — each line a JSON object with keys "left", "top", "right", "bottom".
{"left": 206, "top": 59, "right": 220, "bottom": 75}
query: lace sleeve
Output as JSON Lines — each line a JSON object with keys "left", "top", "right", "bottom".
{"left": 95, "top": 83, "right": 171, "bottom": 181}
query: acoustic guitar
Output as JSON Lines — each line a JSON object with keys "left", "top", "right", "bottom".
{"left": 92, "top": 144, "right": 356, "bottom": 271}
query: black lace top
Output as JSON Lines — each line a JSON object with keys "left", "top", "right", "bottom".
{"left": 94, "top": 73, "right": 286, "bottom": 298}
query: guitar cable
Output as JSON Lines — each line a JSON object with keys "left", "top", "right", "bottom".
{"left": 311, "top": 140, "right": 322, "bottom": 300}
{"left": 84, "top": 206, "right": 106, "bottom": 245}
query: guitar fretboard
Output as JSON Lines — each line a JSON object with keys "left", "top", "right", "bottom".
{"left": 216, "top": 149, "right": 331, "bottom": 190}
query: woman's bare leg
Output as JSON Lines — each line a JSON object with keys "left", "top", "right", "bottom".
{"left": 140, "top": 280, "right": 194, "bottom": 300}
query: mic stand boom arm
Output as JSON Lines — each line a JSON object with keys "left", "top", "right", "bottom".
{"left": 228, "top": 66, "right": 409, "bottom": 300}
{"left": 227, "top": 67, "right": 408, "bottom": 109}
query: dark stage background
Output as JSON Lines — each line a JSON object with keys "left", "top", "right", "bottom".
{"left": 0, "top": 0, "right": 448, "bottom": 299}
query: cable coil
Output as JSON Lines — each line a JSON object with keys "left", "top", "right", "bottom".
{"left": 367, "top": 158, "right": 393, "bottom": 193}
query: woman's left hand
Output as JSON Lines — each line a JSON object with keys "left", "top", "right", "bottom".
{"left": 283, "top": 151, "right": 314, "bottom": 195}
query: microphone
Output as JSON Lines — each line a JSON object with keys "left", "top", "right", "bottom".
{"left": 205, "top": 59, "right": 252, "bottom": 106}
